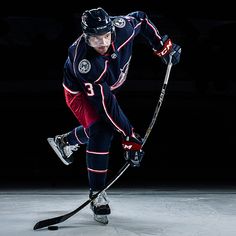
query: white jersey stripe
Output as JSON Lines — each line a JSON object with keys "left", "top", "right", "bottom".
{"left": 86, "top": 150, "right": 109, "bottom": 155}
{"left": 117, "top": 29, "right": 135, "bottom": 51}
{"left": 63, "top": 83, "right": 80, "bottom": 94}
{"left": 84, "top": 128, "right": 89, "bottom": 138}
{"left": 99, "top": 84, "right": 126, "bottom": 136}
{"left": 145, "top": 18, "right": 161, "bottom": 39}
{"left": 74, "top": 129, "right": 85, "bottom": 144}
{"left": 95, "top": 60, "right": 108, "bottom": 83}
{"left": 87, "top": 168, "right": 108, "bottom": 173}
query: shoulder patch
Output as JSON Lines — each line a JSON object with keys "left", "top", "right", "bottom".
{"left": 78, "top": 59, "right": 91, "bottom": 74}
{"left": 113, "top": 17, "right": 126, "bottom": 28}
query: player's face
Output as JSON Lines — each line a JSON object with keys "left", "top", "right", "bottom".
{"left": 88, "top": 32, "right": 112, "bottom": 55}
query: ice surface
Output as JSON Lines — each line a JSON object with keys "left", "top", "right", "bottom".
{"left": 0, "top": 188, "right": 236, "bottom": 236}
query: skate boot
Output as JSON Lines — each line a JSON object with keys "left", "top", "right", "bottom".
{"left": 90, "top": 191, "right": 111, "bottom": 224}
{"left": 47, "top": 134, "right": 79, "bottom": 165}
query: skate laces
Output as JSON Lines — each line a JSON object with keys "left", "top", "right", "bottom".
{"left": 63, "top": 144, "right": 79, "bottom": 157}
{"left": 94, "top": 191, "right": 109, "bottom": 207}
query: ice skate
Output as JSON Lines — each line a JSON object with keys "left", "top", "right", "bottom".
{"left": 47, "top": 134, "right": 79, "bottom": 165}
{"left": 93, "top": 214, "right": 108, "bottom": 224}
{"left": 90, "top": 191, "right": 110, "bottom": 225}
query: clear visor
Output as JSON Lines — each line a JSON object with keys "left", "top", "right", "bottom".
{"left": 86, "top": 32, "right": 112, "bottom": 48}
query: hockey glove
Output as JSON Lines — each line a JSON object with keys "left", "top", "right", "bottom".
{"left": 154, "top": 35, "right": 181, "bottom": 65}
{"left": 122, "top": 133, "right": 145, "bottom": 167}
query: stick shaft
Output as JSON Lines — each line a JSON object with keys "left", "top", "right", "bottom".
{"left": 142, "top": 62, "right": 172, "bottom": 147}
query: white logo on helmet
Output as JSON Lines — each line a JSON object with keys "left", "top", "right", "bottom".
{"left": 113, "top": 18, "right": 126, "bottom": 28}
{"left": 96, "top": 25, "right": 107, "bottom": 30}
{"left": 78, "top": 59, "right": 91, "bottom": 74}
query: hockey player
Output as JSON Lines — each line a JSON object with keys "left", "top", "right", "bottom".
{"left": 47, "top": 7, "right": 181, "bottom": 224}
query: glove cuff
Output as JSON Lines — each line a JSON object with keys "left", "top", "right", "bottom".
{"left": 122, "top": 140, "right": 142, "bottom": 150}
{"left": 154, "top": 38, "right": 172, "bottom": 57}
{"left": 122, "top": 133, "right": 142, "bottom": 151}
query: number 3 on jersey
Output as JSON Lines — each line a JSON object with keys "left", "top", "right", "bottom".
{"left": 85, "top": 83, "right": 95, "bottom": 96}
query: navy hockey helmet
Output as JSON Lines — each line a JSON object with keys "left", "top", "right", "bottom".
{"left": 81, "top": 7, "right": 115, "bottom": 44}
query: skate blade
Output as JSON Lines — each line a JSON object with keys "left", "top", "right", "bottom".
{"left": 94, "top": 214, "right": 109, "bottom": 225}
{"left": 47, "top": 138, "right": 69, "bottom": 166}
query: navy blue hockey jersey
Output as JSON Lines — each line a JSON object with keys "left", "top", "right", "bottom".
{"left": 63, "top": 11, "right": 163, "bottom": 137}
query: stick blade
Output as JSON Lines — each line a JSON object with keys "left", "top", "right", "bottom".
{"left": 33, "top": 199, "right": 92, "bottom": 230}
{"left": 33, "top": 216, "right": 62, "bottom": 230}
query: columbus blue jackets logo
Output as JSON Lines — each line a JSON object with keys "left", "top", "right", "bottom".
{"left": 78, "top": 59, "right": 91, "bottom": 74}
{"left": 113, "top": 18, "right": 126, "bottom": 28}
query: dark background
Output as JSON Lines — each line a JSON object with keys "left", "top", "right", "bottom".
{"left": 1, "top": 1, "right": 235, "bottom": 189}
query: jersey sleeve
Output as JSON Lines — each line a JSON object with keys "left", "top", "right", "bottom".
{"left": 63, "top": 55, "right": 81, "bottom": 94}
{"left": 126, "top": 11, "right": 164, "bottom": 51}
{"left": 84, "top": 62, "right": 133, "bottom": 137}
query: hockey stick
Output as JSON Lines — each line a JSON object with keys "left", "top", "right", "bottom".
{"left": 33, "top": 162, "right": 130, "bottom": 230}
{"left": 142, "top": 59, "right": 173, "bottom": 147}
{"left": 33, "top": 59, "right": 173, "bottom": 230}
